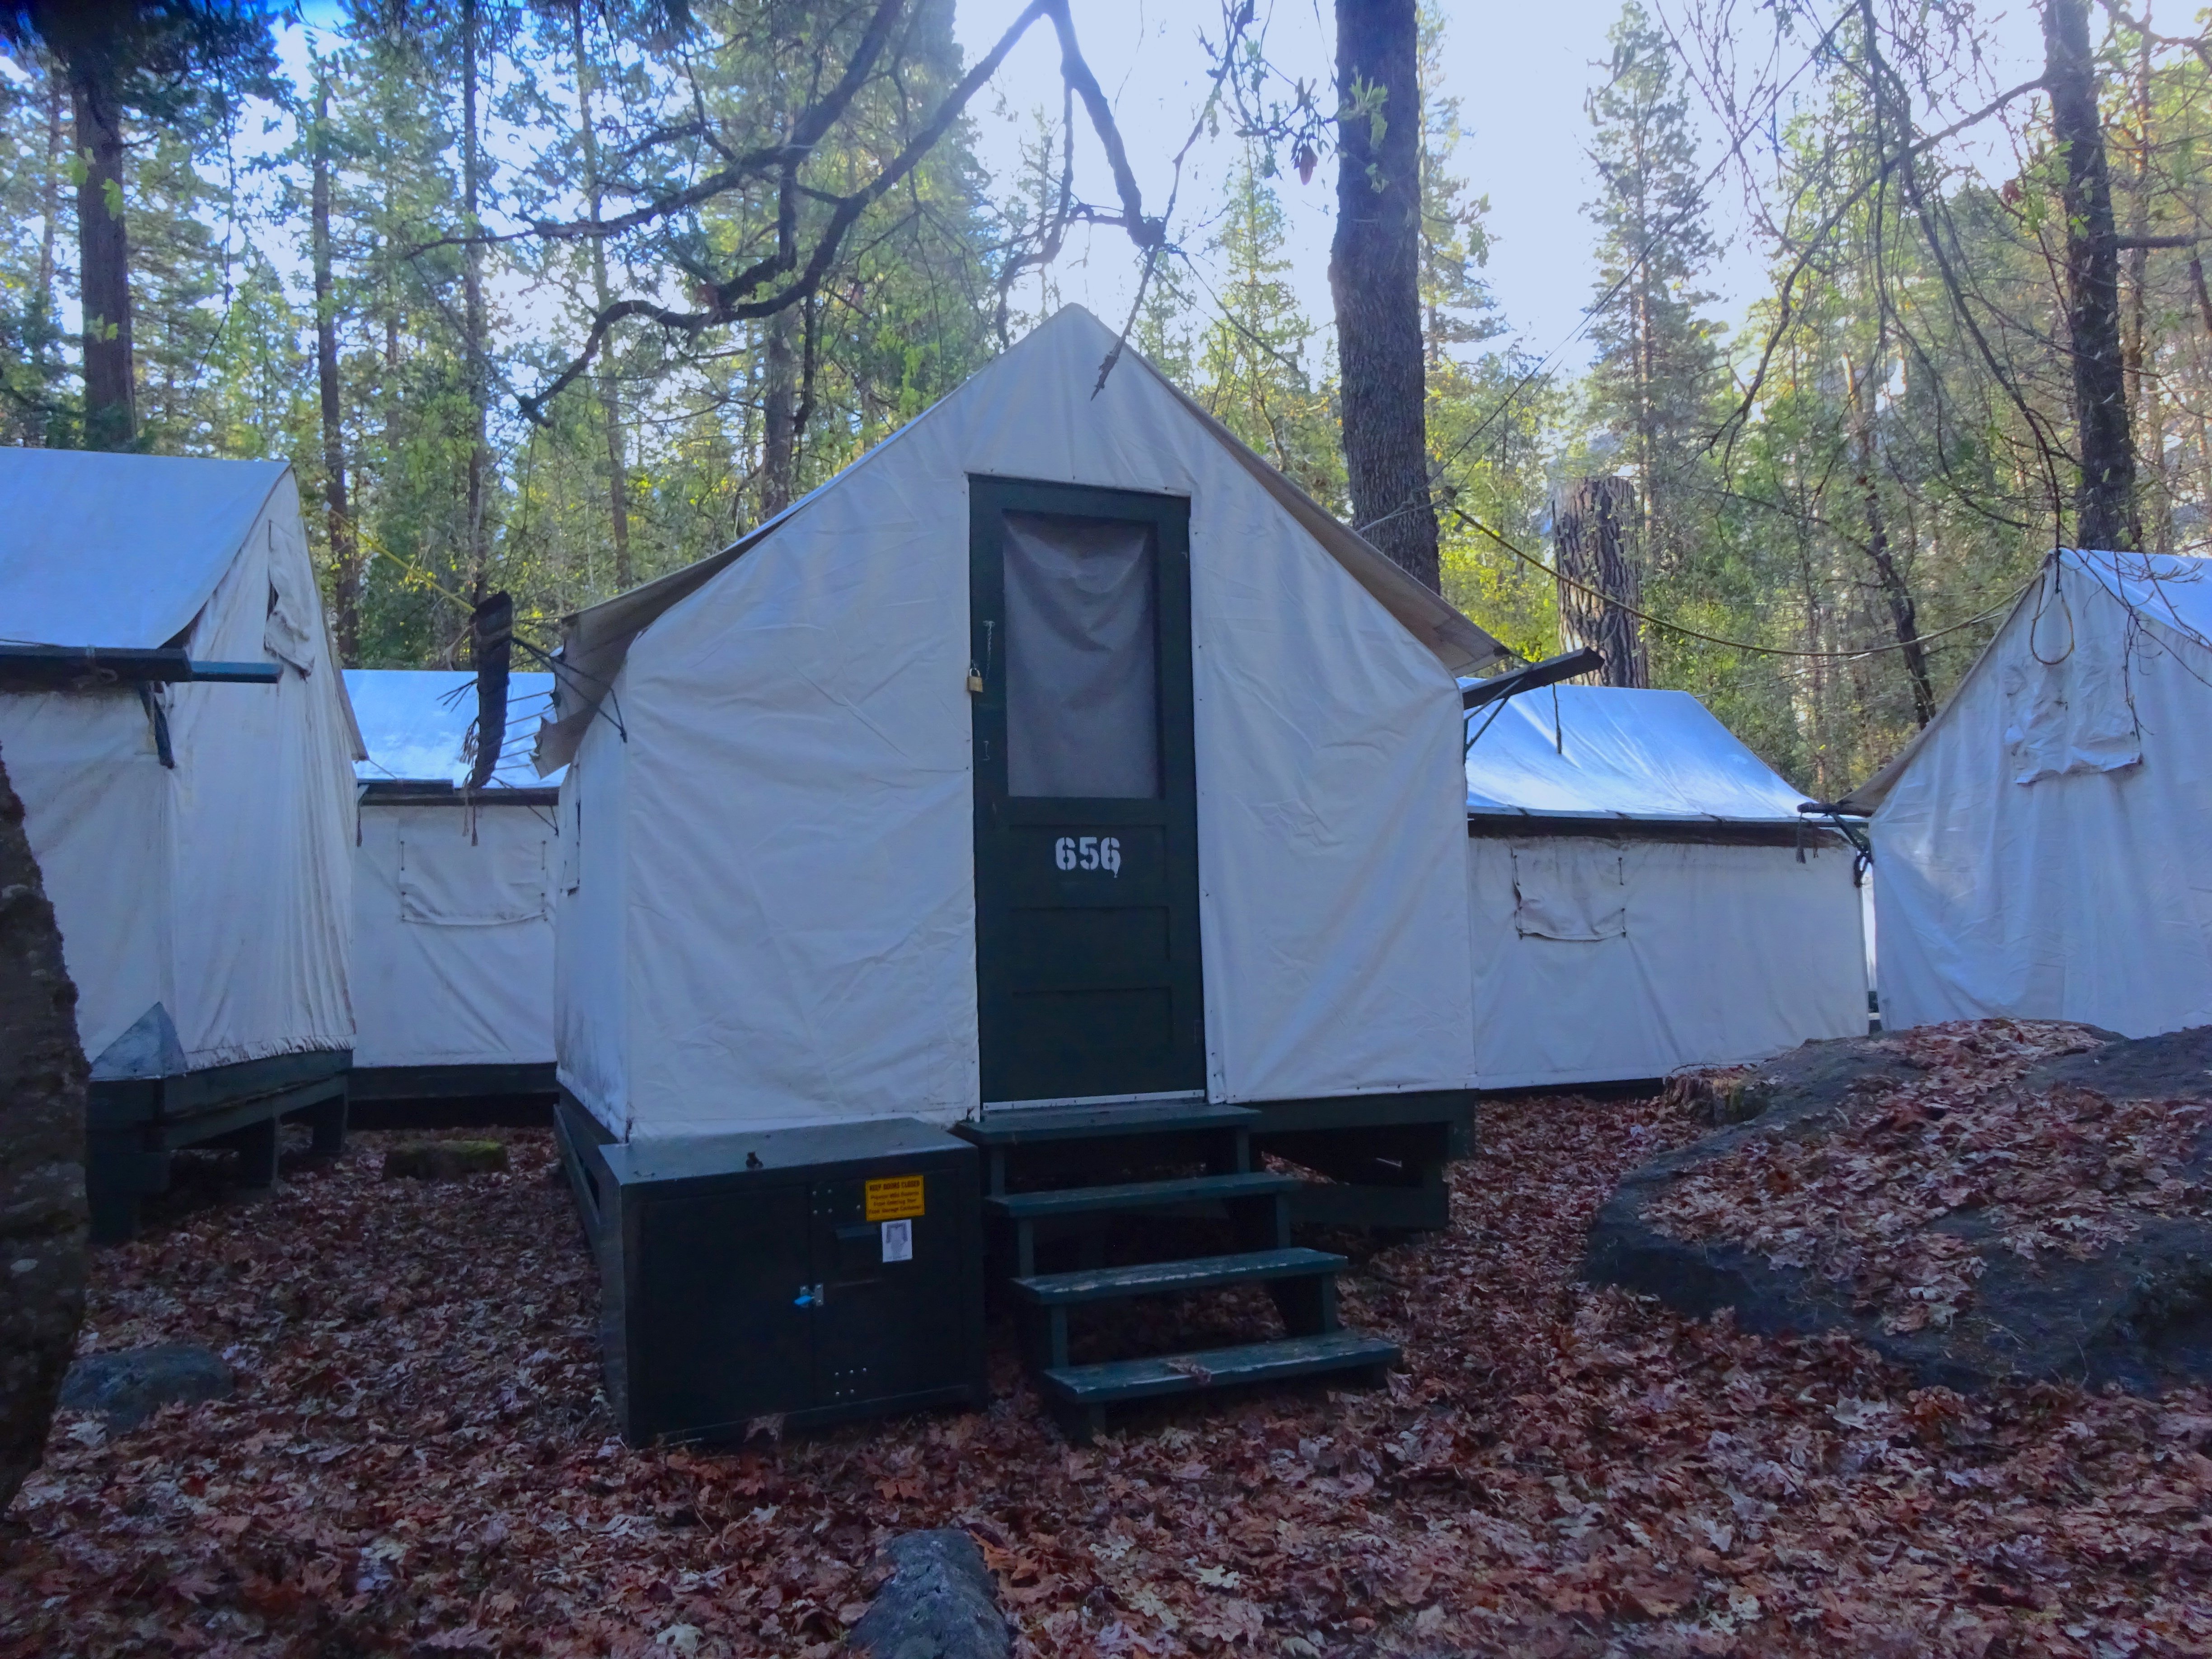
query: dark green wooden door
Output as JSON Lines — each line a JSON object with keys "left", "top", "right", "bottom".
{"left": 970, "top": 478, "right": 1205, "bottom": 1106}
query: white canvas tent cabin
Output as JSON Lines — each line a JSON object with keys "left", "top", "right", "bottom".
{"left": 536, "top": 306, "right": 1514, "bottom": 1439}
{"left": 1839, "top": 548, "right": 2212, "bottom": 1037}
{"left": 1463, "top": 684, "right": 1870, "bottom": 1088}
{"left": 346, "top": 669, "right": 561, "bottom": 1124}
{"left": 0, "top": 450, "right": 362, "bottom": 1241}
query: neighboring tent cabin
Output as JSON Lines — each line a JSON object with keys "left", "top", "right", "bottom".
{"left": 1463, "top": 684, "right": 1869, "bottom": 1088}
{"left": 346, "top": 670, "right": 560, "bottom": 1119}
{"left": 1840, "top": 548, "right": 2212, "bottom": 1038}
{"left": 0, "top": 451, "right": 361, "bottom": 1240}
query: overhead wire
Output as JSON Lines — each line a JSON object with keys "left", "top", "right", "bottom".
{"left": 1452, "top": 506, "right": 2032, "bottom": 660}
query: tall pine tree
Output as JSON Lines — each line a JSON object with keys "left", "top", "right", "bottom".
{"left": 1582, "top": 1, "right": 1720, "bottom": 584}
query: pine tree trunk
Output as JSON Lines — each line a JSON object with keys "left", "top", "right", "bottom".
{"left": 571, "top": 5, "right": 632, "bottom": 590}
{"left": 69, "top": 55, "right": 134, "bottom": 450}
{"left": 761, "top": 310, "right": 797, "bottom": 518}
{"left": 0, "top": 743, "right": 89, "bottom": 1514}
{"left": 2125, "top": 25, "right": 2169, "bottom": 549}
{"left": 35, "top": 67, "right": 62, "bottom": 382}
{"left": 1553, "top": 477, "right": 1649, "bottom": 687}
{"left": 2045, "top": 0, "right": 2137, "bottom": 550}
{"left": 312, "top": 81, "right": 359, "bottom": 665}
{"left": 461, "top": 0, "right": 492, "bottom": 607}
{"left": 1845, "top": 348, "right": 1936, "bottom": 725}
{"left": 1329, "top": 0, "right": 1440, "bottom": 591}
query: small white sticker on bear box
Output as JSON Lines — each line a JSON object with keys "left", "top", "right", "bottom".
{"left": 880, "top": 1218, "right": 914, "bottom": 1263}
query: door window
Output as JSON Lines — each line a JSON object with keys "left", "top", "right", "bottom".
{"left": 1001, "top": 511, "right": 1161, "bottom": 799}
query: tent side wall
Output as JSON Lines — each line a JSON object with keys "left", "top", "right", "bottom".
{"left": 164, "top": 472, "right": 357, "bottom": 1069}
{"left": 1196, "top": 509, "right": 1472, "bottom": 1103}
{"left": 602, "top": 450, "right": 983, "bottom": 1138}
{"left": 579, "top": 309, "right": 1475, "bottom": 1138}
{"left": 353, "top": 800, "right": 556, "bottom": 1069}
{"left": 1468, "top": 831, "right": 1867, "bottom": 1088}
{"left": 555, "top": 710, "right": 632, "bottom": 1134}
{"left": 0, "top": 689, "right": 177, "bottom": 1065}
{"left": 1872, "top": 580, "right": 2212, "bottom": 1037}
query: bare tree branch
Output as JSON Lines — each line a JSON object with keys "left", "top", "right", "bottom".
{"left": 517, "top": 0, "right": 1058, "bottom": 424}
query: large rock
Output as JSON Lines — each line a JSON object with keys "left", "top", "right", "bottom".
{"left": 0, "top": 743, "right": 88, "bottom": 1511}
{"left": 383, "top": 1140, "right": 510, "bottom": 1180}
{"left": 1586, "top": 1027, "right": 2212, "bottom": 1391}
{"left": 59, "top": 1344, "right": 234, "bottom": 1431}
{"left": 846, "top": 1529, "right": 1009, "bottom": 1659}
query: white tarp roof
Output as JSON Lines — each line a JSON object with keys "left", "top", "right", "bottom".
{"left": 0, "top": 451, "right": 291, "bottom": 647}
{"left": 1462, "top": 683, "right": 1814, "bottom": 824}
{"left": 346, "top": 669, "right": 559, "bottom": 788}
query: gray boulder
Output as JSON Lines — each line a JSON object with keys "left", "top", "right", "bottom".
{"left": 60, "top": 1343, "right": 233, "bottom": 1431}
{"left": 846, "top": 1529, "right": 1010, "bottom": 1659}
{"left": 1587, "top": 1028, "right": 2212, "bottom": 1392}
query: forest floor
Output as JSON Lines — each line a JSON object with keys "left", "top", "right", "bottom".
{"left": 4, "top": 1082, "right": 2211, "bottom": 1657}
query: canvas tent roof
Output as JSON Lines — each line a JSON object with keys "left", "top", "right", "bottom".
{"left": 0, "top": 451, "right": 292, "bottom": 647}
{"left": 347, "top": 669, "right": 560, "bottom": 789}
{"left": 1838, "top": 548, "right": 2212, "bottom": 814}
{"left": 1462, "top": 683, "right": 1815, "bottom": 824}
{"left": 534, "top": 306, "right": 1509, "bottom": 772}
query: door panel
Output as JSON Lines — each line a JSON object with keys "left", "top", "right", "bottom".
{"left": 809, "top": 1173, "right": 959, "bottom": 1408}
{"left": 636, "top": 1186, "right": 813, "bottom": 1430}
{"left": 971, "top": 479, "right": 1205, "bottom": 1105}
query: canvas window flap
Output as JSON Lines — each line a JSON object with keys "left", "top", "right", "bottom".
{"left": 1511, "top": 841, "right": 1626, "bottom": 940}
{"left": 2001, "top": 600, "right": 2142, "bottom": 784}
{"left": 400, "top": 828, "right": 548, "bottom": 925}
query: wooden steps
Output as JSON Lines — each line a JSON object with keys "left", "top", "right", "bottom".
{"left": 965, "top": 1103, "right": 1394, "bottom": 1441}
{"left": 984, "top": 1170, "right": 1298, "bottom": 1222}
{"left": 1041, "top": 1330, "right": 1401, "bottom": 1436}
{"left": 956, "top": 1099, "right": 1259, "bottom": 1146}
{"left": 1010, "top": 1247, "right": 1346, "bottom": 1307}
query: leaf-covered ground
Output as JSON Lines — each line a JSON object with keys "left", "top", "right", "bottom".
{"left": 4, "top": 1083, "right": 2211, "bottom": 1657}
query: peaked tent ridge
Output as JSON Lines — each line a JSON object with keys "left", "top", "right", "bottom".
{"left": 533, "top": 306, "right": 1510, "bottom": 774}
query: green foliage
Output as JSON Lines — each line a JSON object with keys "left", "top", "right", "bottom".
{"left": 1195, "top": 151, "right": 1341, "bottom": 508}
{"left": 1, "top": 0, "right": 2207, "bottom": 811}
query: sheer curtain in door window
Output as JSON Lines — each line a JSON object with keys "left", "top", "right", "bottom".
{"left": 1001, "top": 512, "right": 1161, "bottom": 798}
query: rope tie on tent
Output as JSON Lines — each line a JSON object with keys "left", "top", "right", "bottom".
{"left": 2029, "top": 550, "right": 2078, "bottom": 667}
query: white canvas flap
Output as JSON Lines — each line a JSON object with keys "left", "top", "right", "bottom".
{"left": 400, "top": 827, "right": 548, "bottom": 926}
{"left": 263, "top": 517, "right": 321, "bottom": 676}
{"left": 1511, "top": 841, "right": 1626, "bottom": 940}
{"left": 2000, "top": 605, "right": 2141, "bottom": 784}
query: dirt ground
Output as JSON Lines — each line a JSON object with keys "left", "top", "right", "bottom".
{"left": 2, "top": 1089, "right": 2209, "bottom": 1657}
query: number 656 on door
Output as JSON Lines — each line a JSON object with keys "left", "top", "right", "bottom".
{"left": 1053, "top": 835, "right": 1121, "bottom": 876}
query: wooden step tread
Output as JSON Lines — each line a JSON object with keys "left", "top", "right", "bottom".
{"left": 985, "top": 1171, "right": 1298, "bottom": 1221}
{"left": 1040, "top": 1331, "right": 1400, "bottom": 1406}
{"left": 956, "top": 1100, "right": 1259, "bottom": 1147}
{"left": 1009, "top": 1247, "right": 1344, "bottom": 1306}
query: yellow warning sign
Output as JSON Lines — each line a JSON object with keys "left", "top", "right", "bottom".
{"left": 865, "top": 1175, "right": 926, "bottom": 1222}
